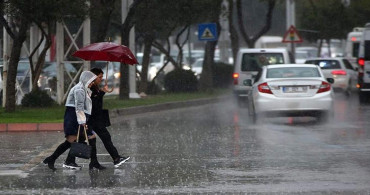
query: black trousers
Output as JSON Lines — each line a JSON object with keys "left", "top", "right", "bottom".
{"left": 92, "top": 125, "right": 120, "bottom": 160}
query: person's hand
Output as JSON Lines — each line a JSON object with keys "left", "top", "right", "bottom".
{"left": 102, "top": 84, "right": 114, "bottom": 93}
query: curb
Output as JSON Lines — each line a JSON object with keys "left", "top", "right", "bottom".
{"left": 0, "top": 123, "right": 63, "bottom": 132}
{"left": 0, "top": 95, "right": 230, "bottom": 132}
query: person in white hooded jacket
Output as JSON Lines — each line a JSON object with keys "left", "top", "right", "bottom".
{"left": 43, "top": 71, "right": 97, "bottom": 171}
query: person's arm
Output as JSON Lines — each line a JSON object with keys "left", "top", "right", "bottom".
{"left": 101, "top": 84, "right": 113, "bottom": 93}
{"left": 74, "top": 88, "right": 87, "bottom": 125}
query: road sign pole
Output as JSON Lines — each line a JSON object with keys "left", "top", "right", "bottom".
{"left": 286, "top": 0, "right": 296, "bottom": 58}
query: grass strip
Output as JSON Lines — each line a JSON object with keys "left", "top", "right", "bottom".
{"left": 0, "top": 89, "right": 230, "bottom": 123}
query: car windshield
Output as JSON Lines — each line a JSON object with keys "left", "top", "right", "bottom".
{"left": 192, "top": 60, "right": 203, "bottom": 68}
{"left": 266, "top": 67, "right": 321, "bottom": 78}
{"left": 241, "top": 53, "right": 284, "bottom": 71}
{"left": 305, "top": 60, "right": 341, "bottom": 69}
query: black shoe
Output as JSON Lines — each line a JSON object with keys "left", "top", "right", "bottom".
{"left": 114, "top": 156, "right": 130, "bottom": 168}
{"left": 63, "top": 162, "right": 82, "bottom": 170}
{"left": 89, "top": 161, "right": 106, "bottom": 170}
{"left": 43, "top": 157, "right": 56, "bottom": 171}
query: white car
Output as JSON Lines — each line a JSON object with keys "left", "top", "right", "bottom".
{"left": 247, "top": 64, "right": 334, "bottom": 123}
{"left": 188, "top": 58, "right": 220, "bottom": 79}
{"left": 304, "top": 57, "right": 358, "bottom": 96}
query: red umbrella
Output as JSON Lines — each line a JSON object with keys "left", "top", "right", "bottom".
{"left": 72, "top": 42, "right": 138, "bottom": 65}
{"left": 72, "top": 42, "right": 138, "bottom": 91}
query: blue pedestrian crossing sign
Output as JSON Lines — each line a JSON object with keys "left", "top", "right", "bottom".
{"left": 198, "top": 23, "right": 218, "bottom": 41}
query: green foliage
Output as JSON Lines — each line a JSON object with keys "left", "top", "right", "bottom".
{"left": 5, "top": 0, "right": 88, "bottom": 23}
{"left": 348, "top": 0, "right": 370, "bottom": 27}
{"left": 164, "top": 69, "right": 198, "bottom": 92}
{"left": 298, "top": 0, "right": 354, "bottom": 41}
{"left": 21, "top": 89, "right": 56, "bottom": 108}
{"left": 213, "top": 63, "right": 233, "bottom": 88}
{"left": 135, "top": 0, "right": 222, "bottom": 40}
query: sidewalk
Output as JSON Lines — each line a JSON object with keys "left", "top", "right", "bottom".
{"left": 0, "top": 95, "right": 229, "bottom": 132}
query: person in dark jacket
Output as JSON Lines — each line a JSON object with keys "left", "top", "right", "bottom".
{"left": 88, "top": 67, "right": 130, "bottom": 170}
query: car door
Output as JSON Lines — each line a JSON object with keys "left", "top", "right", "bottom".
{"left": 342, "top": 58, "right": 358, "bottom": 89}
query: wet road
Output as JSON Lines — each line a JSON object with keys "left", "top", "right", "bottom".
{"left": 1, "top": 93, "right": 370, "bottom": 194}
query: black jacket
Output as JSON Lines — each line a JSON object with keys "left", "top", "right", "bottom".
{"left": 88, "top": 87, "right": 106, "bottom": 128}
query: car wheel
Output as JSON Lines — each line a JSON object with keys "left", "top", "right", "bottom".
{"left": 248, "top": 102, "right": 257, "bottom": 124}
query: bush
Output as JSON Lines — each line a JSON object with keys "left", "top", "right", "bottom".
{"left": 213, "top": 62, "right": 233, "bottom": 88}
{"left": 21, "top": 89, "right": 56, "bottom": 107}
{"left": 164, "top": 69, "right": 198, "bottom": 92}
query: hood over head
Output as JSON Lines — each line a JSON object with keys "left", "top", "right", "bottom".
{"left": 79, "top": 71, "right": 97, "bottom": 88}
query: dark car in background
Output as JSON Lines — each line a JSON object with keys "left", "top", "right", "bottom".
{"left": 38, "top": 62, "right": 77, "bottom": 93}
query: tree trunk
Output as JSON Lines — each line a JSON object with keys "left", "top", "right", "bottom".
{"left": 236, "top": 0, "right": 276, "bottom": 48}
{"left": 228, "top": 0, "right": 239, "bottom": 64}
{"left": 199, "top": 22, "right": 221, "bottom": 92}
{"left": 5, "top": 20, "right": 29, "bottom": 112}
{"left": 120, "top": 0, "right": 144, "bottom": 99}
{"left": 31, "top": 30, "right": 52, "bottom": 91}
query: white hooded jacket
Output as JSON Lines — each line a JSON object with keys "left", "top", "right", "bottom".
{"left": 65, "top": 71, "right": 97, "bottom": 124}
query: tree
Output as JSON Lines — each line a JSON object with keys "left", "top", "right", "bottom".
{"left": 348, "top": 0, "right": 370, "bottom": 27}
{"left": 133, "top": 0, "right": 223, "bottom": 93}
{"left": 236, "top": 0, "right": 276, "bottom": 48}
{"left": 228, "top": 0, "right": 239, "bottom": 63}
{"left": 0, "top": 0, "right": 29, "bottom": 112}
{"left": 298, "top": 0, "right": 352, "bottom": 56}
{"left": 90, "top": 0, "right": 117, "bottom": 42}
{"left": 0, "top": 0, "right": 88, "bottom": 112}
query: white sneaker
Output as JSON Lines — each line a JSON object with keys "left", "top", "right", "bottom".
{"left": 114, "top": 156, "right": 130, "bottom": 168}
{"left": 63, "top": 162, "right": 82, "bottom": 170}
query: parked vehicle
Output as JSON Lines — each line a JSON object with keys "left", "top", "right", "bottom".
{"left": 246, "top": 64, "right": 334, "bottom": 123}
{"left": 136, "top": 52, "right": 162, "bottom": 81}
{"left": 357, "top": 23, "right": 370, "bottom": 102}
{"left": 188, "top": 57, "right": 220, "bottom": 79}
{"left": 305, "top": 57, "right": 357, "bottom": 96}
{"left": 38, "top": 62, "right": 77, "bottom": 91}
{"left": 232, "top": 48, "right": 293, "bottom": 104}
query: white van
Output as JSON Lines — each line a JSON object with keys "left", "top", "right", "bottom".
{"left": 233, "top": 48, "right": 293, "bottom": 103}
{"left": 254, "top": 36, "right": 285, "bottom": 48}
{"left": 358, "top": 23, "right": 370, "bottom": 101}
{"left": 345, "top": 27, "right": 364, "bottom": 64}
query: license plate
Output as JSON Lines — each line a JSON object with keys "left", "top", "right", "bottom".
{"left": 282, "top": 86, "right": 307, "bottom": 93}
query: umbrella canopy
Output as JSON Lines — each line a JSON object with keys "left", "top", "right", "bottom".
{"left": 72, "top": 42, "right": 138, "bottom": 65}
